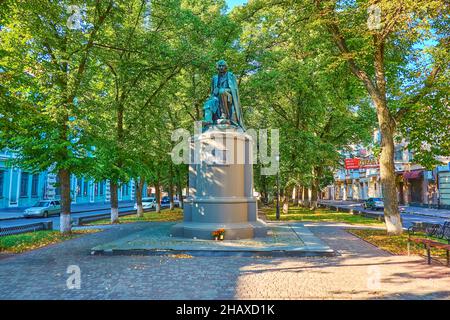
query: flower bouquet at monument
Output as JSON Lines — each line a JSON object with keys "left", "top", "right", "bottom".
{"left": 211, "top": 229, "right": 225, "bottom": 241}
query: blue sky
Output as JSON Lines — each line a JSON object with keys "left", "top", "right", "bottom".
{"left": 227, "top": 0, "right": 248, "bottom": 8}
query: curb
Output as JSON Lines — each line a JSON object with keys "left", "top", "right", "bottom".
{"left": 90, "top": 248, "right": 336, "bottom": 257}
{"left": 318, "top": 202, "right": 450, "bottom": 221}
{"left": 402, "top": 211, "right": 450, "bottom": 220}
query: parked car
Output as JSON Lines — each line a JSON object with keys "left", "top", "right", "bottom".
{"left": 161, "top": 196, "right": 170, "bottom": 207}
{"left": 134, "top": 197, "right": 156, "bottom": 210}
{"left": 23, "top": 200, "right": 61, "bottom": 218}
{"left": 363, "top": 198, "right": 384, "bottom": 210}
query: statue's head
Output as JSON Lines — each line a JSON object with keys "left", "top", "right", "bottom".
{"left": 216, "top": 60, "right": 228, "bottom": 74}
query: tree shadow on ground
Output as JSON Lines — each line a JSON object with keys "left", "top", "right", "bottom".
{"left": 1, "top": 221, "right": 449, "bottom": 300}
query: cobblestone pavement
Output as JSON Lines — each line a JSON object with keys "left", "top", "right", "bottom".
{"left": 0, "top": 222, "right": 449, "bottom": 300}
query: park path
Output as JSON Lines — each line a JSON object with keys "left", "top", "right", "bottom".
{"left": 0, "top": 222, "right": 449, "bottom": 299}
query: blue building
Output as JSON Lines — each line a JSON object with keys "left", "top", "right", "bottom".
{"left": 0, "top": 150, "right": 148, "bottom": 210}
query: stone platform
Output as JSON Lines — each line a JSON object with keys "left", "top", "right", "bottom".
{"left": 91, "top": 222, "right": 334, "bottom": 257}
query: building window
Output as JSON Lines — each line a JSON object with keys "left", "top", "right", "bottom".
{"left": 83, "top": 179, "right": 88, "bottom": 197}
{"left": 100, "top": 181, "right": 104, "bottom": 196}
{"left": 0, "top": 170, "right": 3, "bottom": 197}
{"left": 94, "top": 183, "right": 99, "bottom": 196}
{"left": 124, "top": 183, "right": 129, "bottom": 196}
{"left": 77, "top": 179, "right": 82, "bottom": 196}
{"left": 31, "top": 174, "right": 39, "bottom": 196}
{"left": 394, "top": 148, "right": 403, "bottom": 162}
{"left": 20, "top": 172, "right": 29, "bottom": 197}
{"left": 55, "top": 175, "right": 60, "bottom": 196}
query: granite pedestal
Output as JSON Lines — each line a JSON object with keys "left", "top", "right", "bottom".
{"left": 170, "top": 125, "right": 268, "bottom": 240}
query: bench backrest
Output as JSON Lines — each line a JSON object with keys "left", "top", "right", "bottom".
{"left": 409, "top": 221, "right": 450, "bottom": 242}
{"left": 441, "top": 221, "right": 450, "bottom": 242}
{"left": 425, "top": 224, "right": 441, "bottom": 237}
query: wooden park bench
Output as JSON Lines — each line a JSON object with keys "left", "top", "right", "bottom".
{"left": 408, "top": 221, "right": 450, "bottom": 266}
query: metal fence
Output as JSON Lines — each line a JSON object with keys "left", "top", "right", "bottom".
{"left": 317, "top": 202, "right": 385, "bottom": 221}
{"left": 0, "top": 207, "right": 158, "bottom": 237}
{"left": 72, "top": 209, "right": 148, "bottom": 226}
{"left": 0, "top": 222, "right": 53, "bottom": 237}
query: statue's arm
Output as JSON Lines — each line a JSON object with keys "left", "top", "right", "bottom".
{"left": 229, "top": 73, "right": 238, "bottom": 90}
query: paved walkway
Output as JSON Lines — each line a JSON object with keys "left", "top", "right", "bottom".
{"left": 0, "top": 222, "right": 449, "bottom": 299}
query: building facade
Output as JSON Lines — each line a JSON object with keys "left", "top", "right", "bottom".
{"left": 324, "top": 131, "right": 450, "bottom": 209}
{"left": 0, "top": 150, "right": 148, "bottom": 209}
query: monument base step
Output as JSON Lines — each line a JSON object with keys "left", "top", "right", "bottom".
{"left": 170, "top": 220, "right": 268, "bottom": 240}
{"left": 91, "top": 222, "right": 335, "bottom": 257}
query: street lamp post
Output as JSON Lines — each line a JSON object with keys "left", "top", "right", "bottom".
{"left": 276, "top": 155, "right": 280, "bottom": 220}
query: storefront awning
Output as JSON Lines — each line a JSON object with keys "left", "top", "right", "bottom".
{"left": 403, "top": 170, "right": 423, "bottom": 180}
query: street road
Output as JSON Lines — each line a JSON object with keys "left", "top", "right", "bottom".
{"left": 319, "top": 200, "right": 450, "bottom": 228}
{"left": 0, "top": 203, "right": 171, "bottom": 230}
{"left": 2, "top": 199, "right": 448, "bottom": 231}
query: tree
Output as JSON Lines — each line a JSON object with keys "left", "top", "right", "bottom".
{"left": 233, "top": 2, "right": 374, "bottom": 211}
{"left": 0, "top": 0, "right": 114, "bottom": 233}
{"left": 310, "top": 0, "right": 448, "bottom": 233}
{"left": 90, "top": 0, "right": 200, "bottom": 222}
{"left": 238, "top": 0, "right": 448, "bottom": 234}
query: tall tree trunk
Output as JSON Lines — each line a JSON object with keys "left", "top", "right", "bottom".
{"left": 261, "top": 174, "right": 268, "bottom": 205}
{"left": 135, "top": 177, "right": 144, "bottom": 217}
{"left": 112, "top": 95, "right": 124, "bottom": 223}
{"left": 155, "top": 180, "right": 161, "bottom": 213}
{"left": 282, "top": 187, "right": 289, "bottom": 214}
{"left": 374, "top": 39, "right": 403, "bottom": 235}
{"left": 310, "top": 166, "right": 322, "bottom": 210}
{"left": 110, "top": 181, "right": 119, "bottom": 223}
{"left": 322, "top": 12, "right": 404, "bottom": 234}
{"left": 176, "top": 172, "right": 183, "bottom": 209}
{"left": 376, "top": 101, "right": 403, "bottom": 234}
{"left": 302, "top": 186, "right": 308, "bottom": 207}
{"left": 293, "top": 186, "right": 299, "bottom": 206}
{"left": 310, "top": 184, "right": 318, "bottom": 210}
{"left": 169, "top": 164, "right": 174, "bottom": 210}
{"left": 59, "top": 169, "right": 72, "bottom": 234}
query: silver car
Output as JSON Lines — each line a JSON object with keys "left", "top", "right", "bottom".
{"left": 24, "top": 200, "right": 61, "bottom": 218}
{"left": 134, "top": 197, "right": 156, "bottom": 210}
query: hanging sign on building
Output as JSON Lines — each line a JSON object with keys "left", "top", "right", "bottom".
{"left": 344, "top": 158, "right": 360, "bottom": 169}
{"left": 45, "top": 173, "right": 57, "bottom": 200}
{"left": 130, "top": 179, "right": 135, "bottom": 200}
{"left": 345, "top": 158, "right": 380, "bottom": 169}
{"left": 105, "top": 180, "right": 111, "bottom": 201}
{"left": 360, "top": 158, "right": 380, "bottom": 168}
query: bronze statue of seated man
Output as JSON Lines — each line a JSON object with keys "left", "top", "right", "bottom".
{"left": 203, "top": 60, "right": 245, "bottom": 129}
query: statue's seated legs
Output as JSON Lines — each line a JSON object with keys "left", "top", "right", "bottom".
{"left": 218, "top": 92, "right": 239, "bottom": 125}
{"left": 203, "top": 97, "right": 220, "bottom": 124}
{"left": 218, "top": 90, "right": 232, "bottom": 119}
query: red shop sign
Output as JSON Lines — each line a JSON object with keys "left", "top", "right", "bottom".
{"left": 345, "top": 158, "right": 360, "bottom": 169}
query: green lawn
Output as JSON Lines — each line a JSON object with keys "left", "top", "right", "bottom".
{"left": 349, "top": 229, "right": 449, "bottom": 260}
{"left": 263, "top": 206, "right": 383, "bottom": 226}
{"left": 0, "top": 229, "right": 99, "bottom": 254}
{"left": 85, "top": 208, "right": 183, "bottom": 225}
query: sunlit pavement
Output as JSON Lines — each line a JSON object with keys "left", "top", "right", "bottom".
{"left": 1, "top": 221, "right": 449, "bottom": 300}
